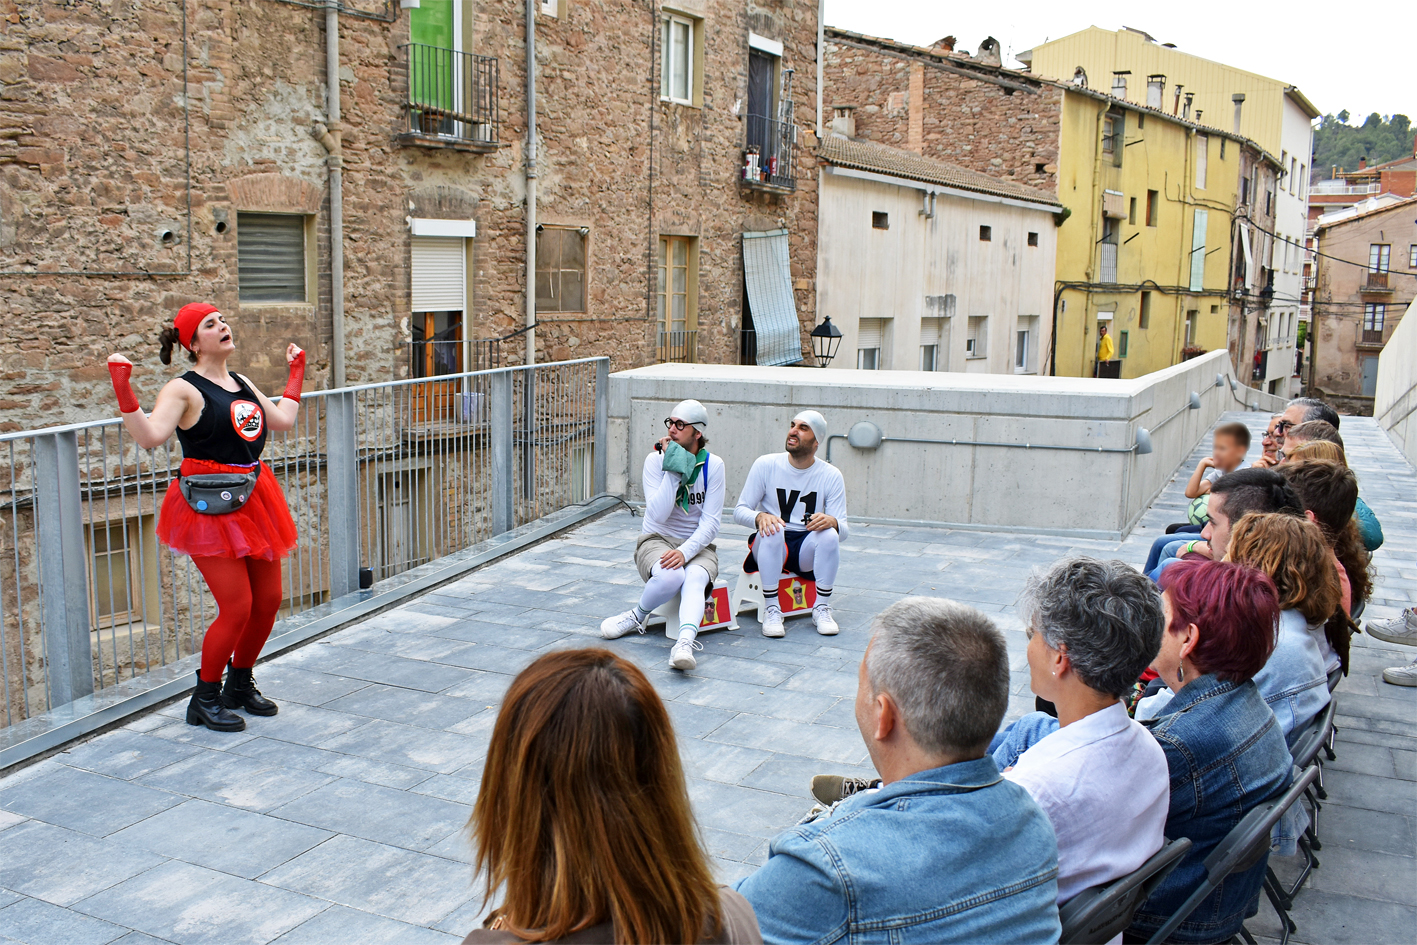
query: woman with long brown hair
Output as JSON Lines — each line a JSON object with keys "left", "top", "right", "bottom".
{"left": 464, "top": 648, "right": 761, "bottom": 945}
{"left": 1280, "top": 457, "right": 1372, "bottom": 643}
{"left": 1226, "top": 512, "right": 1336, "bottom": 740}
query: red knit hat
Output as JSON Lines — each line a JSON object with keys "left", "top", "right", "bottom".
{"left": 175, "top": 303, "right": 220, "bottom": 350}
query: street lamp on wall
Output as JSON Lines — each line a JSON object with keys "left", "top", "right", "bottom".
{"left": 810, "top": 316, "right": 843, "bottom": 367}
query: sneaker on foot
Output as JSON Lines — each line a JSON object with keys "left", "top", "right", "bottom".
{"left": 761, "top": 602, "right": 785, "bottom": 638}
{"left": 813, "top": 601, "right": 839, "bottom": 636}
{"left": 1383, "top": 659, "right": 1417, "bottom": 687}
{"left": 810, "top": 774, "right": 882, "bottom": 806}
{"left": 670, "top": 636, "right": 702, "bottom": 671}
{"left": 1367, "top": 609, "right": 1417, "bottom": 647}
{"left": 600, "top": 609, "right": 647, "bottom": 640}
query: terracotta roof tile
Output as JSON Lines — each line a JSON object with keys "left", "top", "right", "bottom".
{"left": 817, "top": 135, "right": 1061, "bottom": 207}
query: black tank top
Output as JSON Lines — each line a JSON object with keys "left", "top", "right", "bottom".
{"left": 175, "top": 371, "right": 268, "bottom": 465}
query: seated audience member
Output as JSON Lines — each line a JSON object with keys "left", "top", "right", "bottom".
{"left": 1127, "top": 560, "right": 1293, "bottom": 945}
{"left": 1276, "top": 397, "right": 1342, "bottom": 447}
{"left": 464, "top": 649, "right": 762, "bottom": 945}
{"left": 1144, "top": 423, "right": 1252, "bottom": 573}
{"left": 1224, "top": 513, "right": 1337, "bottom": 736}
{"left": 1282, "top": 424, "right": 1383, "bottom": 551}
{"left": 1281, "top": 457, "right": 1370, "bottom": 645}
{"left": 736, "top": 598, "right": 1061, "bottom": 944}
{"left": 1148, "top": 468, "right": 1303, "bottom": 582}
{"left": 1251, "top": 414, "right": 1283, "bottom": 469}
{"left": 987, "top": 558, "right": 1169, "bottom": 906}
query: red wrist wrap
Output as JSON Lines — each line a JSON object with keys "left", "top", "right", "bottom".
{"left": 282, "top": 349, "right": 306, "bottom": 403}
{"left": 107, "top": 361, "right": 141, "bottom": 413}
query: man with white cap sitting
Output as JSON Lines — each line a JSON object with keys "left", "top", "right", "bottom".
{"left": 734, "top": 410, "right": 849, "bottom": 637}
{"left": 601, "top": 399, "right": 726, "bottom": 671}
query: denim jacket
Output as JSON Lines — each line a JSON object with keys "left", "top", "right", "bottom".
{"left": 1255, "top": 609, "right": 1331, "bottom": 748}
{"left": 734, "top": 757, "right": 1060, "bottom": 945}
{"left": 1129, "top": 674, "right": 1293, "bottom": 944}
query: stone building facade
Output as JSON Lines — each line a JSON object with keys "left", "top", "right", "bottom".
{"left": 0, "top": 0, "right": 820, "bottom": 427}
{"left": 822, "top": 28, "right": 1063, "bottom": 197}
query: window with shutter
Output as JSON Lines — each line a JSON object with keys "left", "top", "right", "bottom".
{"left": 237, "top": 213, "right": 307, "bottom": 303}
{"left": 411, "top": 237, "right": 466, "bottom": 313}
{"left": 857, "top": 318, "right": 884, "bottom": 370}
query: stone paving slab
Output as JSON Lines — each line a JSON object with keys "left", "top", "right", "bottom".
{"left": 0, "top": 412, "right": 1412, "bottom": 944}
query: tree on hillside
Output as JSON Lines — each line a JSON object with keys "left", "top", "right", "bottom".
{"left": 1311, "top": 112, "right": 1413, "bottom": 180}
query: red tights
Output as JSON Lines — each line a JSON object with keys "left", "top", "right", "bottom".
{"left": 192, "top": 555, "right": 283, "bottom": 682}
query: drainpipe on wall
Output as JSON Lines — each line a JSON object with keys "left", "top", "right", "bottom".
{"left": 524, "top": 0, "right": 537, "bottom": 366}
{"left": 815, "top": 0, "right": 824, "bottom": 138}
{"left": 324, "top": 0, "right": 347, "bottom": 387}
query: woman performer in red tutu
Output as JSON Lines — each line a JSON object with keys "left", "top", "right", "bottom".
{"left": 106, "top": 302, "right": 304, "bottom": 732}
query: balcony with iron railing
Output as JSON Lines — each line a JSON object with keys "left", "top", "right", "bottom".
{"left": 656, "top": 329, "right": 698, "bottom": 364}
{"left": 1363, "top": 271, "right": 1394, "bottom": 294}
{"left": 742, "top": 112, "right": 797, "bottom": 193}
{"left": 397, "top": 43, "right": 500, "bottom": 152}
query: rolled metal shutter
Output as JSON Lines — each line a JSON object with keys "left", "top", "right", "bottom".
{"left": 857, "top": 319, "right": 884, "bottom": 350}
{"left": 237, "top": 213, "right": 307, "bottom": 303}
{"left": 919, "top": 318, "right": 940, "bottom": 348}
{"left": 411, "top": 237, "right": 465, "bottom": 312}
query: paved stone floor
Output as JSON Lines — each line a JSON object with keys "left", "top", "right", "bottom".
{"left": 0, "top": 412, "right": 1411, "bottom": 944}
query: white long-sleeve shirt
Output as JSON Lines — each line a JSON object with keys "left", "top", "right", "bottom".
{"left": 732, "top": 453, "right": 850, "bottom": 542}
{"left": 641, "top": 449, "right": 725, "bottom": 560}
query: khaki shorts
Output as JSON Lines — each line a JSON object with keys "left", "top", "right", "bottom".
{"left": 635, "top": 532, "right": 719, "bottom": 583}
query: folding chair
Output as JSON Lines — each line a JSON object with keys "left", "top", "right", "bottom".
{"left": 1263, "top": 708, "right": 1335, "bottom": 915}
{"left": 1059, "top": 838, "right": 1191, "bottom": 944}
{"left": 1323, "top": 666, "right": 1342, "bottom": 762}
{"left": 1144, "top": 766, "right": 1321, "bottom": 945}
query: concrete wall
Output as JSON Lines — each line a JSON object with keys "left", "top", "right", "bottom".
{"left": 816, "top": 168, "right": 1056, "bottom": 376}
{"left": 609, "top": 349, "right": 1281, "bottom": 538}
{"left": 1375, "top": 300, "right": 1417, "bottom": 468}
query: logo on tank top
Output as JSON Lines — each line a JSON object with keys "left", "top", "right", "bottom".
{"left": 231, "top": 401, "right": 264, "bottom": 441}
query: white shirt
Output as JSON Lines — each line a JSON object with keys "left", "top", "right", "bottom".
{"left": 732, "top": 453, "right": 850, "bottom": 541}
{"left": 641, "top": 450, "right": 725, "bottom": 561}
{"left": 1005, "top": 702, "right": 1169, "bottom": 904}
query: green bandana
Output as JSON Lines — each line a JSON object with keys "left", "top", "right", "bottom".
{"left": 662, "top": 441, "right": 708, "bottom": 512}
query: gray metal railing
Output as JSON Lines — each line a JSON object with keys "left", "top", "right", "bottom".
{"left": 744, "top": 113, "right": 797, "bottom": 191}
{"left": 0, "top": 358, "right": 607, "bottom": 730}
{"left": 656, "top": 329, "right": 698, "bottom": 364}
{"left": 400, "top": 43, "right": 500, "bottom": 148}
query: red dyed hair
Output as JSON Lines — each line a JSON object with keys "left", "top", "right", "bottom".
{"left": 1159, "top": 559, "right": 1280, "bottom": 683}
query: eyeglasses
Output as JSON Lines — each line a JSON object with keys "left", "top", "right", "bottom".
{"left": 1275, "top": 420, "right": 1295, "bottom": 434}
{"left": 664, "top": 418, "right": 691, "bottom": 431}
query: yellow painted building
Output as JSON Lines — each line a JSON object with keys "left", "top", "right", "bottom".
{"left": 1052, "top": 87, "right": 1252, "bottom": 378}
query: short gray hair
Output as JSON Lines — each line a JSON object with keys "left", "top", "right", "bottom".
{"left": 1019, "top": 557, "right": 1164, "bottom": 698}
{"left": 865, "top": 597, "right": 1009, "bottom": 757}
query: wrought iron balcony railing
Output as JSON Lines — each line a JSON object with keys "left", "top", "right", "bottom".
{"left": 743, "top": 113, "right": 797, "bottom": 192}
{"left": 398, "top": 44, "right": 500, "bottom": 152}
{"left": 656, "top": 329, "right": 698, "bottom": 364}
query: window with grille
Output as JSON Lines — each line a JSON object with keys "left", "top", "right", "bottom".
{"left": 535, "top": 227, "right": 587, "bottom": 313}
{"left": 237, "top": 213, "right": 307, "bottom": 303}
{"left": 661, "top": 13, "right": 696, "bottom": 104}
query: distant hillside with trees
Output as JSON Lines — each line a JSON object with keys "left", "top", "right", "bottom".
{"left": 1311, "top": 112, "right": 1413, "bottom": 180}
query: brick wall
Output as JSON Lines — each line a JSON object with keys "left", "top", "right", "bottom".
{"left": 822, "top": 31, "right": 1062, "bottom": 196}
{"left": 0, "top": 0, "right": 819, "bottom": 429}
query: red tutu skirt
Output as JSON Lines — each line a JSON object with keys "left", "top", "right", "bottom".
{"left": 157, "top": 459, "right": 298, "bottom": 560}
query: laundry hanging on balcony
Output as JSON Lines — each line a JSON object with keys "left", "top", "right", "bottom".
{"left": 743, "top": 229, "right": 802, "bottom": 366}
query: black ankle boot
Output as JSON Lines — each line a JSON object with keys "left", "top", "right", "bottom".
{"left": 221, "top": 661, "right": 279, "bottom": 716}
{"left": 187, "top": 672, "right": 247, "bottom": 731}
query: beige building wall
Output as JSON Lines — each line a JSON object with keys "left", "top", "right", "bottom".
{"left": 817, "top": 169, "right": 1057, "bottom": 375}
{"left": 1311, "top": 200, "right": 1417, "bottom": 404}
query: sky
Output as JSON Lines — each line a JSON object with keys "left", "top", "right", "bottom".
{"left": 824, "top": 1, "right": 1413, "bottom": 124}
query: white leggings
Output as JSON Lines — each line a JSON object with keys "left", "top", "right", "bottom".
{"left": 638, "top": 562, "right": 713, "bottom": 635}
{"left": 754, "top": 527, "right": 839, "bottom": 592}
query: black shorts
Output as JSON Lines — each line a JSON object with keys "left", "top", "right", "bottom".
{"left": 744, "top": 530, "right": 816, "bottom": 582}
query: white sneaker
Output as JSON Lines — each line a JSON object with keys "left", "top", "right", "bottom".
{"left": 600, "top": 609, "right": 647, "bottom": 640}
{"left": 1367, "top": 609, "right": 1417, "bottom": 647}
{"left": 1383, "top": 659, "right": 1417, "bottom": 687}
{"left": 813, "top": 601, "right": 839, "bottom": 636}
{"left": 761, "top": 603, "right": 785, "bottom": 638}
{"left": 670, "top": 634, "right": 702, "bottom": 671}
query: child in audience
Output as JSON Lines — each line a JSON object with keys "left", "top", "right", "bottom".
{"left": 1145, "top": 423, "right": 1253, "bottom": 576}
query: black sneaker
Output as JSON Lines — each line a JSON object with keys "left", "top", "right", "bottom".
{"left": 810, "top": 774, "right": 881, "bottom": 806}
